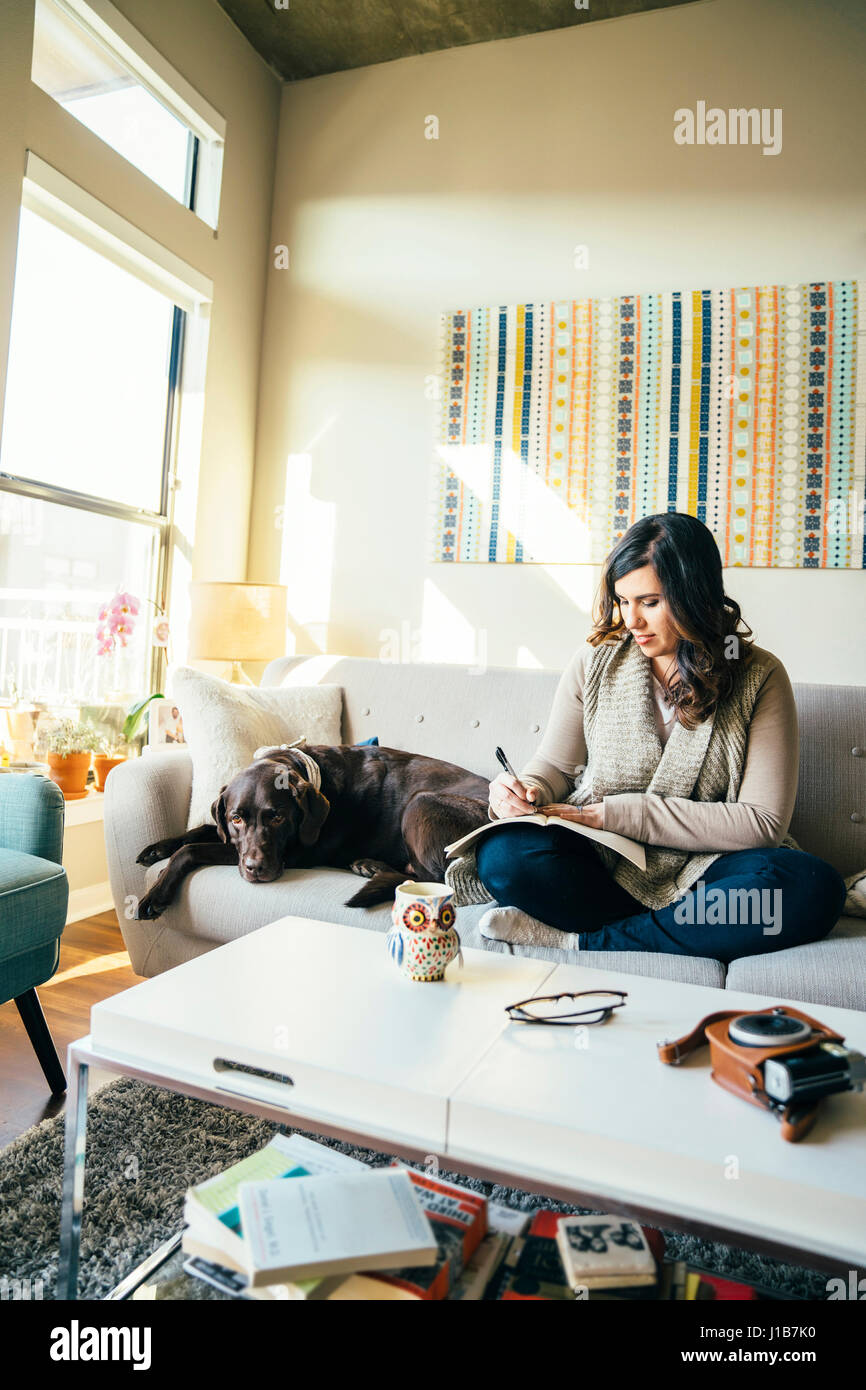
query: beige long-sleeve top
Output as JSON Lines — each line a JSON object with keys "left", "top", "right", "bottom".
{"left": 518, "top": 644, "right": 799, "bottom": 854}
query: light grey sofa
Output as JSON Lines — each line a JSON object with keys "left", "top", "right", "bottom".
{"left": 105, "top": 655, "right": 866, "bottom": 1011}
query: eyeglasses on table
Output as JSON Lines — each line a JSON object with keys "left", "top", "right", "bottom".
{"left": 504, "top": 989, "right": 628, "bottom": 1026}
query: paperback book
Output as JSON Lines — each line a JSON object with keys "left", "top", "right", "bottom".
{"left": 498, "top": 1210, "right": 665, "bottom": 1300}
{"left": 369, "top": 1165, "right": 489, "bottom": 1299}
{"left": 556, "top": 1215, "right": 659, "bottom": 1291}
{"left": 182, "top": 1133, "right": 368, "bottom": 1298}
{"left": 445, "top": 813, "right": 646, "bottom": 871}
{"left": 238, "top": 1168, "right": 438, "bottom": 1287}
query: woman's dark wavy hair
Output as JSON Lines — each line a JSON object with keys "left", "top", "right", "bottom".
{"left": 588, "top": 512, "right": 752, "bottom": 728}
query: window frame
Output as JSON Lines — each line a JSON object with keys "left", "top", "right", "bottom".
{"left": 32, "top": 0, "right": 226, "bottom": 227}
{"left": 0, "top": 157, "right": 214, "bottom": 703}
{"left": 0, "top": 327, "right": 181, "bottom": 703}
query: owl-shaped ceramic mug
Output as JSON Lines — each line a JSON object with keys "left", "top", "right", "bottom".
{"left": 387, "top": 881, "right": 461, "bottom": 981}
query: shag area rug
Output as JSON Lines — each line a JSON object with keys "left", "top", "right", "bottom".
{"left": 0, "top": 1078, "right": 833, "bottom": 1300}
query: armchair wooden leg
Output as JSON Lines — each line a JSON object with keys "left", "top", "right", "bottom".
{"left": 14, "top": 988, "right": 66, "bottom": 1095}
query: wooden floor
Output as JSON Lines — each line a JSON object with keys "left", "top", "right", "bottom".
{"left": 0, "top": 911, "right": 139, "bottom": 1150}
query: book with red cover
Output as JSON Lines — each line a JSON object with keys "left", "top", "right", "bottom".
{"left": 696, "top": 1272, "right": 760, "bottom": 1301}
{"left": 369, "top": 1166, "right": 488, "bottom": 1300}
{"left": 500, "top": 1210, "right": 666, "bottom": 1301}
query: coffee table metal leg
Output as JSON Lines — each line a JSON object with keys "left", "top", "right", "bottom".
{"left": 57, "top": 1056, "right": 89, "bottom": 1301}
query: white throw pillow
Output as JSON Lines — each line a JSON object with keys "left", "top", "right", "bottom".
{"left": 166, "top": 666, "right": 343, "bottom": 829}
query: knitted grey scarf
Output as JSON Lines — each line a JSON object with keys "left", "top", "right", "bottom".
{"left": 445, "top": 637, "right": 795, "bottom": 912}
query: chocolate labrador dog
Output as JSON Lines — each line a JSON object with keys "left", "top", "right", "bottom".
{"left": 134, "top": 743, "right": 489, "bottom": 920}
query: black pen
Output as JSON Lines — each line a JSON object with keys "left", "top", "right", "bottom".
{"left": 495, "top": 746, "right": 519, "bottom": 781}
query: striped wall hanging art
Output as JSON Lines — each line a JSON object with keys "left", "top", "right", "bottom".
{"left": 431, "top": 281, "right": 864, "bottom": 567}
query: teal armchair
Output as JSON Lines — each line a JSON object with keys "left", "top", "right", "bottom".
{"left": 0, "top": 774, "right": 69, "bottom": 1093}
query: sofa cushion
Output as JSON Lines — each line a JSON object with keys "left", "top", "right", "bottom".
{"left": 0, "top": 848, "right": 68, "bottom": 966}
{"left": 724, "top": 914, "right": 866, "bottom": 1011}
{"left": 165, "top": 666, "right": 342, "bottom": 828}
{"left": 501, "top": 938, "right": 727, "bottom": 989}
{"left": 144, "top": 859, "right": 463, "bottom": 946}
{"left": 787, "top": 683, "right": 866, "bottom": 879}
{"left": 261, "top": 654, "right": 562, "bottom": 781}
{"left": 142, "top": 860, "right": 726, "bottom": 989}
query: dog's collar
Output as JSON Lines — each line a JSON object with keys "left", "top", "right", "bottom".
{"left": 253, "top": 740, "right": 321, "bottom": 793}
{"left": 288, "top": 748, "right": 322, "bottom": 792}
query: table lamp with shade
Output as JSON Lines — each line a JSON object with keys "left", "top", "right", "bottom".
{"left": 189, "top": 582, "right": 288, "bottom": 685}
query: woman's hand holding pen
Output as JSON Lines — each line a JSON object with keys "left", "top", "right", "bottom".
{"left": 488, "top": 771, "right": 539, "bottom": 818}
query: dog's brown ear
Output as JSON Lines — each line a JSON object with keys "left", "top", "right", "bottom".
{"left": 297, "top": 785, "right": 330, "bottom": 847}
{"left": 211, "top": 787, "right": 229, "bottom": 842}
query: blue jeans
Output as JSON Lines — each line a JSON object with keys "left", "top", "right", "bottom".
{"left": 475, "top": 823, "right": 845, "bottom": 962}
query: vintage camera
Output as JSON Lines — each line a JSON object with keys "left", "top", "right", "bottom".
{"left": 659, "top": 1004, "right": 865, "bottom": 1141}
{"left": 729, "top": 1011, "right": 866, "bottom": 1105}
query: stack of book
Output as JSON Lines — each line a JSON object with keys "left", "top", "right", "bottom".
{"left": 489, "top": 1211, "right": 762, "bottom": 1301}
{"left": 181, "top": 1135, "right": 512, "bottom": 1301}
{"left": 182, "top": 1133, "right": 365, "bottom": 1299}
{"left": 181, "top": 1139, "right": 767, "bottom": 1301}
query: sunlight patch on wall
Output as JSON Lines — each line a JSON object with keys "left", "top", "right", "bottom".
{"left": 279, "top": 452, "right": 336, "bottom": 653}
{"left": 541, "top": 562, "right": 597, "bottom": 615}
{"left": 434, "top": 441, "right": 593, "bottom": 565}
{"left": 421, "top": 578, "right": 485, "bottom": 670}
{"left": 516, "top": 646, "right": 543, "bottom": 669}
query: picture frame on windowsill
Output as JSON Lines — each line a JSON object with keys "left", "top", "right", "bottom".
{"left": 147, "top": 698, "right": 187, "bottom": 749}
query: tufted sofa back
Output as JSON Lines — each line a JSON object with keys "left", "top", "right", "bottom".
{"left": 262, "top": 655, "right": 866, "bottom": 879}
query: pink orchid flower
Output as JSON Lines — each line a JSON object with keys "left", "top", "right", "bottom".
{"left": 112, "top": 592, "right": 140, "bottom": 617}
{"left": 96, "top": 590, "right": 140, "bottom": 656}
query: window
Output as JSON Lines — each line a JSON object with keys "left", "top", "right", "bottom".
{"left": 0, "top": 164, "right": 212, "bottom": 710}
{"left": 2, "top": 210, "right": 176, "bottom": 512}
{"left": 0, "top": 494, "right": 160, "bottom": 707}
{"left": 31, "top": 0, "right": 225, "bottom": 226}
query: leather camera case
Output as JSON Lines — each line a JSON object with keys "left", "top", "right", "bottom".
{"left": 657, "top": 1006, "right": 845, "bottom": 1142}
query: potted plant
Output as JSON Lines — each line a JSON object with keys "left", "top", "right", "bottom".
{"left": 88, "top": 692, "right": 165, "bottom": 790}
{"left": 45, "top": 719, "right": 101, "bottom": 800}
{"left": 93, "top": 735, "right": 127, "bottom": 792}
{"left": 122, "top": 692, "right": 164, "bottom": 748}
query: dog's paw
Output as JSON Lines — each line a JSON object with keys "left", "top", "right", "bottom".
{"left": 349, "top": 857, "right": 392, "bottom": 879}
{"left": 136, "top": 840, "right": 176, "bottom": 867}
{"left": 136, "top": 892, "right": 166, "bottom": 920}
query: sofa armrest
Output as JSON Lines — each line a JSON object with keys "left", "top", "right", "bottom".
{"left": 104, "top": 753, "right": 193, "bottom": 965}
{"left": 0, "top": 773, "right": 65, "bottom": 863}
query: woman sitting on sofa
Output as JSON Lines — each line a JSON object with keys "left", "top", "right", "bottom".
{"left": 478, "top": 511, "right": 845, "bottom": 961}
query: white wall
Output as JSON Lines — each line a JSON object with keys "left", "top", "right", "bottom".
{"left": 250, "top": 0, "right": 866, "bottom": 684}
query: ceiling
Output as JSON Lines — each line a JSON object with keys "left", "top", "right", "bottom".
{"left": 215, "top": 0, "right": 699, "bottom": 83}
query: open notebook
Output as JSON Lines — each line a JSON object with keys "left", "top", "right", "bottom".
{"left": 445, "top": 812, "right": 646, "bottom": 872}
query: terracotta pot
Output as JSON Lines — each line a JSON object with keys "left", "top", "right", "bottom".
{"left": 93, "top": 754, "right": 126, "bottom": 792}
{"left": 47, "top": 752, "right": 92, "bottom": 800}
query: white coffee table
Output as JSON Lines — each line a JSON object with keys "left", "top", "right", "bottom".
{"left": 57, "top": 917, "right": 866, "bottom": 1298}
